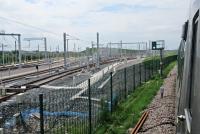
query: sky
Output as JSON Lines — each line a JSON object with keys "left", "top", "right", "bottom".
{"left": 0, "top": 0, "right": 189, "bottom": 51}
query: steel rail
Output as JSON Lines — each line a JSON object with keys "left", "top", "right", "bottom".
{"left": 1, "top": 66, "right": 64, "bottom": 84}
{"left": 0, "top": 58, "right": 120, "bottom": 103}
{"left": 131, "top": 111, "right": 149, "bottom": 134}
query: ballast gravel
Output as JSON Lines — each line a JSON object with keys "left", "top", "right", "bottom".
{"left": 138, "top": 67, "right": 177, "bottom": 134}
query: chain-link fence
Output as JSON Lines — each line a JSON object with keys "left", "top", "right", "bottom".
{"left": 0, "top": 55, "right": 177, "bottom": 134}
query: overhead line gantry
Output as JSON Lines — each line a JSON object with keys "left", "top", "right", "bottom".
{"left": 0, "top": 33, "right": 22, "bottom": 66}
{"left": 23, "top": 37, "right": 48, "bottom": 62}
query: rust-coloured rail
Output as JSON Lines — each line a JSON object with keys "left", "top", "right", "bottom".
{"left": 131, "top": 111, "right": 149, "bottom": 134}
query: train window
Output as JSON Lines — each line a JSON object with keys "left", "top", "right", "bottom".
{"left": 189, "top": 10, "right": 199, "bottom": 114}
{"left": 182, "top": 20, "right": 189, "bottom": 41}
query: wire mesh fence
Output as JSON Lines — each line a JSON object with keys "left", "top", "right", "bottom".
{"left": 0, "top": 55, "right": 177, "bottom": 134}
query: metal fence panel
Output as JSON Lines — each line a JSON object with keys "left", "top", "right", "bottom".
{"left": 0, "top": 55, "right": 177, "bottom": 134}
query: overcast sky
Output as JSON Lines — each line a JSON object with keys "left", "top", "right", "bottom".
{"left": 0, "top": 0, "right": 189, "bottom": 51}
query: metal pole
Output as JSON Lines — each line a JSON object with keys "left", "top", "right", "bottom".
{"left": 152, "top": 59, "right": 154, "bottom": 75}
{"left": 125, "top": 45, "right": 127, "bottom": 58}
{"left": 58, "top": 45, "right": 59, "bottom": 60}
{"left": 29, "top": 41, "right": 32, "bottom": 61}
{"left": 146, "top": 42, "right": 148, "bottom": 57}
{"left": 91, "top": 41, "right": 94, "bottom": 64}
{"left": 97, "top": 32, "right": 100, "bottom": 69}
{"left": 144, "top": 63, "right": 146, "bottom": 82}
{"left": 15, "top": 41, "right": 16, "bottom": 64}
{"left": 39, "top": 94, "right": 44, "bottom": 134}
{"left": 124, "top": 68, "right": 127, "bottom": 98}
{"left": 38, "top": 44, "right": 40, "bottom": 61}
{"left": 88, "top": 79, "right": 92, "bottom": 134}
{"left": 139, "top": 43, "right": 140, "bottom": 58}
{"left": 106, "top": 43, "right": 109, "bottom": 58}
{"left": 78, "top": 46, "right": 81, "bottom": 67}
{"left": 110, "top": 72, "right": 113, "bottom": 113}
{"left": 120, "top": 40, "right": 122, "bottom": 58}
{"left": 67, "top": 39, "right": 69, "bottom": 58}
{"left": 44, "top": 38, "right": 47, "bottom": 62}
{"left": 109, "top": 42, "right": 111, "bottom": 58}
{"left": 63, "top": 33, "right": 67, "bottom": 68}
{"left": 73, "top": 43, "right": 75, "bottom": 58}
{"left": 139, "top": 63, "right": 141, "bottom": 85}
{"left": 133, "top": 65, "right": 135, "bottom": 90}
{"left": 160, "top": 49, "right": 163, "bottom": 77}
{"left": 2, "top": 44, "right": 4, "bottom": 65}
{"left": 18, "top": 34, "right": 21, "bottom": 66}
{"left": 49, "top": 46, "right": 52, "bottom": 61}
{"left": 149, "top": 62, "right": 151, "bottom": 79}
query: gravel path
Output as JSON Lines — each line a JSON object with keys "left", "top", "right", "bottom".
{"left": 138, "top": 66, "right": 177, "bottom": 134}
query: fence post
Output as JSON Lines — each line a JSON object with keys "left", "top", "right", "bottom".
{"left": 152, "top": 60, "right": 154, "bottom": 75}
{"left": 148, "top": 62, "right": 150, "bottom": 79}
{"left": 155, "top": 60, "right": 157, "bottom": 71}
{"left": 88, "top": 79, "right": 92, "bottom": 134}
{"left": 110, "top": 72, "right": 113, "bottom": 113}
{"left": 157, "top": 60, "right": 159, "bottom": 71}
{"left": 139, "top": 63, "right": 141, "bottom": 85}
{"left": 151, "top": 60, "right": 153, "bottom": 75}
{"left": 133, "top": 65, "right": 135, "bottom": 90}
{"left": 144, "top": 63, "right": 146, "bottom": 82}
{"left": 160, "top": 50, "right": 163, "bottom": 77}
{"left": 39, "top": 94, "right": 44, "bottom": 134}
{"left": 124, "top": 68, "right": 127, "bottom": 99}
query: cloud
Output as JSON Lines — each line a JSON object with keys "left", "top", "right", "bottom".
{"left": 0, "top": 0, "right": 189, "bottom": 51}
{"left": 97, "top": 3, "right": 157, "bottom": 13}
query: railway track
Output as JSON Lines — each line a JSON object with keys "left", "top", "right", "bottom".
{"left": 131, "top": 111, "right": 149, "bottom": 134}
{"left": 0, "top": 58, "right": 121, "bottom": 103}
{"left": 26, "top": 67, "right": 82, "bottom": 87}
{"left": 1, "top": 65, "right": 64, "bottom": 85}
{"left": 1, "top": 58, "right": 120, "bottom": 86}
{"left": 0, "top": 60, "right": 47, "bottom": 71}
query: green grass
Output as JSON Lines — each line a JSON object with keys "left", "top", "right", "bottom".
{"left": 95, "top": 61, "right": 176, "bottom": 134}
{"left": 144, "top": 54, "right": 177, "bottom": 62}
{"left": 163, "top": 61, "right": 176, "bottom": 78}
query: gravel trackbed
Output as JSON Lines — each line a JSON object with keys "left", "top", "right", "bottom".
{"left": 138, "top": 67, "right": 177, "bottom": 134}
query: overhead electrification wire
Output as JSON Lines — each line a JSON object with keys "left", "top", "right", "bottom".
{"left": 0, "top": 16, "right": 92, "bottom": 44}
{"left": 0, "top": 16, "right": 59, "bottom": 37}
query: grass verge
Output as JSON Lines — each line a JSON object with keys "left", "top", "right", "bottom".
{"left": 95, "top": 61, "right": 176, "bottom": 134}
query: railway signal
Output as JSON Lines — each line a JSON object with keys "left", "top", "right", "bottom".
{"left": 150, "top": 40, "right": 165, "bottom": 76}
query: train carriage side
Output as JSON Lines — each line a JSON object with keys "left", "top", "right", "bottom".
{"left": 177, "top": 0, "right": 200, "bottom": 134}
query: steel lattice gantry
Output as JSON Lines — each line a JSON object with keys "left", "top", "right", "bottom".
{"left": 0, "top": 33, "right": 22, "bottom": 66}
{"left": 23, "top": 37, "right": 48, "bottom": 62}
{"left": 108, "top": 41, "right": 148, "bottom": 57}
